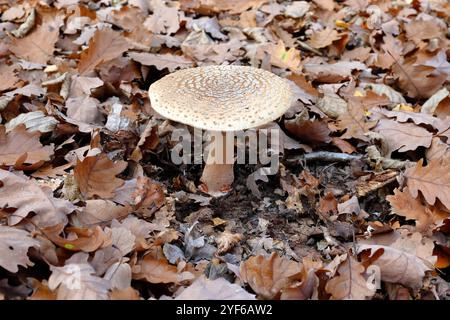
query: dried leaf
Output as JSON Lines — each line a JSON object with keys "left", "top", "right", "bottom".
{"left": 387, "top": 187, "right": 449, "bottom": 231}
{"left": 175, "top": 276, "right": 256, "bottom": 300}
{"left": 5, "top": 111, "right": 58, "bottom": 133}
{"left": 0, "top": 226, "right": 40, "bottom": 272}
{"left": 325, "top": 255, "right": 375, "bottom": 300}
{"left": 240, "top": 253, "right": 302, "bottom": 299}
{"left": 0, "top": 169, "right": 74, "bottom": 227}
{"left": 0, "top": 125, "right": 54, "bottom": 168}
{"left": 9, "top": 16, "right": 60, "bottom": 64}
{"left": 308, "top": 27, "right": 341, "bottom": 49}
{"left": 374, "top": 119, "right": 432, "bottom": 155}
{"left": 404, "top": 159, "right": 450, "bottom": 210}
{"left": 74, "top": 153, "right": 127, "bottom": 199}
{"left": 78, "top": 29, "right": 131, "bottom": 75}
{"left": 128, "top": 52, "right": 194, "bottom": 72}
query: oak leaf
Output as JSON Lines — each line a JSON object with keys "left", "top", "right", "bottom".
{"left": 175, "top": 276, "right": 256, "bottom": 300}
{"left": 48, "top": 253, "right": 110, "bottom": 300}
{"left": 0, "top": 169, "right": 74, "bottom": 227}
{"left": 0, "top": 124, "right": 54, "bottom": 169}
{"left": 374, "top": 119, "right": 432, "bottom": 155}
{"left": 325, "top": 255, "right": 375, "bottom": 300}
{"left": 0, "top": 226, "right": 40, "bottom": 272}
{"left": 74, "top": 153, "right": 127, "bottom": 199}
{"left": 42, "top": 223, "right": 110, "bottom": 252}
{"left": 268, "top": 40, "right": 301, "bottom": 71}
{"left": 0, "top": 64, "right": 19, "bottom": 92}
{"left": 78, "top": 29, "right": 131, "bottom": 75}
{"left": 404, "top": 159, "right": 450, "bottom": 210}
{"left": 336, "top": 99, "right": 376, "bottom": 141}
{"left": 387, "top": 188, "right": 449, "bottom": 231}
{"left": 240, "top": 252, "right": 302, "bottom": 299}
{"left": 128, "top": 52, "right": 194, "bottom": 72}
{"left": 308, "top": 27, "right": 341, "bottom": 49}
{"left": 133, "top": 254, "right": 194, "bottom": 284}
{"left": 358, "top": 245, "right": 431, "bottom": 289}
{"left": 9, "top": 18, "right": 60, "bottom": 64}
{"left": 285, "top": 118, "right": 331, "bottom": 145}
{"left": 392, "top": 56, "right": 446, "bottom": 99}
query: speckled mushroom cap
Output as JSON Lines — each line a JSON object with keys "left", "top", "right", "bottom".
{"left": 148, "top": 65, "right": 296, "bottom": 131}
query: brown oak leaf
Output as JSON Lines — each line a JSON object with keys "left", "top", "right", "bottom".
{"left": 325, "top": 255, "right": 375, "bottom": 300}
{"left": 239, "top": 252, "right": 302, "bottom": 299}
{"left": 0, "top": 124, "right": 54, "bottom": 169}
{"left": 404, "top": 159, "right": 450, "bottom": 210}
{"left": 78, "top": 29, "right": 131, "bottom": 75}
{"left": 74, "top": 153, "right": 127, "bottom": 199}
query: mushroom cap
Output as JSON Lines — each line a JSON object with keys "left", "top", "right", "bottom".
{"left": 148, "top": 65, "right": 296, "bottom": 131}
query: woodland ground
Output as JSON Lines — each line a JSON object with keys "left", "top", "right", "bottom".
{"left": 0, "top": 0, "right": 449, "bottom": 300}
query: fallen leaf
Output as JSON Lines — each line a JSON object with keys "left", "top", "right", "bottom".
{"left": 9, "top": 17, "right": 61, "bottom": 64}
{"left": 268, "top": 40, "right": 301, "bottom": 71}
{"left": 43, "top": 223, "right": 110, "bottom": 252}
{"left": 216, "top": 231, "right": 243, "bottom": 254}
{"left": 374, "top": 119, "right": 432, "bottom": 155}
{"left": 308, "top": 27, "right": 341, "bottom": 49}
{"left": 0, "top": 124, "right": 54, "bottom": 169}
{"left": 5, "top": 111, "right": 58, "bottom": 133}
{"left": 78, "top": 29, "right": 131, "bottom": 75}
{"left": 387, "top": 187, "right": 449, "bottom": 231}
{"left": 0, "top": 169, "right": 74, "bottom": 227}
{"left": 48, "top": 253, "right": 110, "bottom": 300}
{"left": 336, "top": 99, "right": 376, "bottom": 141}
{"left": 325, "top": 255, "right": 375, "bottom": 300}
{"left": 74, "top": 153, "right": 127, "bottom": 199}
{"left": 133, "top": 254, "right": 194, "bottom": 284}
{"left": 240, "top": 252, "right": 302, "bottom": 299}
{"left": 175, "top": 276, "right": 256, "bottom": 300}
{"left": 404, "top": 159, "right": 450, "bottom": 210}
{"left": 128, "top": 52, "right": 194, "bottom": 72}
{"left": 0, "top": 226, "right": 40, "bottom": 272}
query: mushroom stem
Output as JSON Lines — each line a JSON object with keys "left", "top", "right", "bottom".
{"left": 199, "top": 131, "right": 234, "bottom": 197}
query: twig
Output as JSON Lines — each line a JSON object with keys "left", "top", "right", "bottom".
{"left": 303, "top": 151, "right": 362, "bottom": 162}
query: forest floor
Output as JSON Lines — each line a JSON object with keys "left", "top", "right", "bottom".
{"left": 0, "top": 0, "right": 449, "bottom": 300}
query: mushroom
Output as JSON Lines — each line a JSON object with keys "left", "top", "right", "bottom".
{"left": 149, "top": 65, "right": 296, "bottom": 196}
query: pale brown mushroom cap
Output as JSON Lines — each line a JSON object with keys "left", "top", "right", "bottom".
{"left": 148, "top": 65, "right": 296, "bottom": 131}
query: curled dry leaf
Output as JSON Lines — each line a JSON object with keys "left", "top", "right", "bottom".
{"left": 0, "top": 169, "right": 74, "bottom": 227}
{"left": 0, "top": 124, "right": 54, "bottom": 169}
{"left": 358, "top": 245, "right": 431, "bottom": 290}
{"left": 133, "top": 254, "right": 195, "bottom": 284}
{"left": 240, "top": 252, "right": 302, "bottom": 299}
{"left": 132, "top": 176, "right": 165, "bottom": 215}
{"left": 175, "top": 276, "right": 256, "bottom": 300}
{"left": 0, "top": 226, "right": 40, "bottom": 273}
{"left": 74, "top": 153, "right": 127, "bottom": 199}
{"left": 216, "top": 231, "right": 243, "bottom": 254}
{"left": 42, "top": 223, "right": 110, "bottom": 253}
